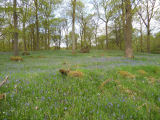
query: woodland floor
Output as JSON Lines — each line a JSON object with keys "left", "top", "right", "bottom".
{"left": 0, "top": 50, "right": 160, "bottom": 120}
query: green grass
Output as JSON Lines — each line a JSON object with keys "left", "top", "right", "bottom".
{"left": 0, "top": 50, "right": 160, "bottom": 120}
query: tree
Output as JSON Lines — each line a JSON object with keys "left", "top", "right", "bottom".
{"left": 63, "top": 19, "right": 70, "bottom": 49}
{"left": 71, "top": 0, "right": 76, "bottom": 53}
{"left": 77, "top": 11, "right": 94, "bottom": 47}
{"left": 112, "top": 0, "right": 124, "bottom": 50}
{"left": 20, "top": 0, "right": 31, "bottom": 51}
{"left": 33, "top": 0, "right": 40, "bottom": 50}
{"left": 40, "top": 0, "right": 62, "bottom": 50}
{"left": 124, "top": 0, "right": 133, "bottom": 58}
{"left": 13, "top": 0, "right": 19, "bottom": 56}
{"left": 92, "top": 16, "right": 99, "bottom": 49}
{"left": 93, "top": 0, "right": 116, "bottom": 49}
{"left": 138, "top": 0, "right": 158, "bottom": 53}
{"left": 135, "top": 12, "right": 144, "bottom": 52}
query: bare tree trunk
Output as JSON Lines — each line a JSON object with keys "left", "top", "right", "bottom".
{"left": 13, "top": 0, "right": 19, "bottom": 56}
{"left": 72, "top": 0, "right": 76, "bottom": 53}
{"left": 125, "top": 0, "right": 133, "bottom": 58}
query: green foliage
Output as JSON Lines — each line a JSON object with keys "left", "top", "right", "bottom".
{"left": 97, "top": 35, "right": 106, "bottom": 49}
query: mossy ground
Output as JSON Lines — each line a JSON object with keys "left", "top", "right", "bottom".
{"left": 0, "top": 50, "right": 160, "bottom": 120}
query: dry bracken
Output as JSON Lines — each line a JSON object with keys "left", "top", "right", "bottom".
{"left": 99, "top": 79, "right": 112, "bottom": 89}
{"left": 59, "top": 69, "right": 83, "bottom": 78}
{"left": 137, "top": 70, "right": 147, "bottom": 75}
{"left": 68, "top": 71, "right": 83, "bottom": 78}
{"left": 10, "top": 56, "right": 23, "bottom": 62}
{"left": 118, "top": 71, "right": 135, "bottom": 79}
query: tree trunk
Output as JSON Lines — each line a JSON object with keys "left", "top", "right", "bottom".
{"left": 35, "top": 0, "right": 39, "bottom": 50}
{"left": 118, "top": 20, "right": 122, "bottom": 50}
{"left": 89, "top": 38, "right": 92, "bottom": 48}
{"left": 105, "top": 22, "right": 108, "bottom": 49}
{"left": 66, "top": 35, "right": 69, "bottom": 49}
{"left": 23, "top": 22, "right": 27, "bottom": 51}
{"left": 45, "top": 28, "right": 47, "bottom": 50}
{"left": 13, "top": 0, "right": 19, "bottom": 56}
{"left": 12, "top": 34, "right": 14, "bottom": 50}
{"left": 122, "top": 0, "right": 126, "bottom": 50}
{"left": 47, "top": 27, "right": 50, "bottom": 50}
{"left": 140, "top": 19, "right": 143, "bottom": 52}
{"left": 30, "top": 33, "right": 33, "bottom": 51}
{"left": 115, "top": 21, "right": 119, "bottom": 47}
{"left": 125, "top": 0, "right": 133, "bottom": 58}
{"left": 80, "top": 30, "right": 83, "bottom": 48}
{"left": 72, "top": 0, "right": 76, "bottom": 53}
{"left": 31, "top": 25, "right": 36, "bottom": 51}
{"left": 2, "top": 41, "right": 5, "bottom": 50}
{"left": 95, "top": 34, "right": 98, "bottom": 49}
{"left": 9, "top": 35, "right": 11, "bottom": 51}
{"left": 83, "top": 24, "right": 87, "bottom": 47}
{"left": 75, "top": 37, "right": 77, "bottom": 49}
{"left": 147, "top": 24, "right": 150, "bottom": 53}
{"left": 59, "top": 29, "right": 61, "bottom": 49}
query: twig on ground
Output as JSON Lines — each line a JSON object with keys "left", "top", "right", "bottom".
{"left": 0, "top": 76, "right": 9, "bottom": 87}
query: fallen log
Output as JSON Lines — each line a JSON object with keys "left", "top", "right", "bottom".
{"left": 0, "top": 76, "right": 8, "bottom": 88}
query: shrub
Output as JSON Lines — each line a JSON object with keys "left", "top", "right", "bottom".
{"left": 80, "top": 46, "right": 90, "bottom": 53}
{"left": 10, "top": 56, "right": 23, "bottom": 62}
{"left": 22, "top": 51, "right": 30, "bottom": 56}
{"left": 37, "top": 56, "right": 46, "bottom": 58}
